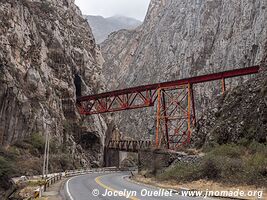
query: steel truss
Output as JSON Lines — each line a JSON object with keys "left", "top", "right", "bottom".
{"left": 77, "top": 66, "right": 260, "bottom": 149}
{"left": 155, "top": 84, "right": 196, "bottom": 149}
{"left": 108, "top": 140, "right": 152, "bottom": 152}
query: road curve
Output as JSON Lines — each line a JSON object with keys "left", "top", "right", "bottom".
{"left": 64, "top": 172, "right": 206, "bottom": 200}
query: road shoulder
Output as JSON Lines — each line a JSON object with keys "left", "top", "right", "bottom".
{"left": 42, "top": 178, "right": 67, "bottom": 200}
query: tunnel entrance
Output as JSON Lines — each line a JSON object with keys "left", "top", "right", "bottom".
{"left": 74, "top": 74, "right": 82, "bottom": 97}
{"left": 80, "top": 132, "right": 101, "bottom": 151}
{"left": 79, "top": 132, "right": 102, "bottom": 167}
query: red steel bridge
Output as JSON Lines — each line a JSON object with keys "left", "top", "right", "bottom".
{"left": 77, "top": 66, "right": 260, "bottom": 150}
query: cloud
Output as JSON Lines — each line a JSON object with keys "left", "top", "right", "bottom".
{"left": 74, "top": 0, "right": 151, "bottom": 21}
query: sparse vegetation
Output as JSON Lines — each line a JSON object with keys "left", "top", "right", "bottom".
{"left": 157, "top": 141, "right": 267, "bottom": 186}
{"left": 14, "top": 133, "right": 61, "bottom": 155}
{"left": 0, "top": 150, "right": 19, "bottom": 192}
{"left": 28, "top": 180, "right": 47, "bottom": 187}
{"left": 40, "top": 1, "right": 53, "bottom": 13}
{"left": 0, "top": 133, "right": 76, "bottom": 194}
{"left": 26, "top": 133, "right": 46, "bottom": 154}
{"left": 58, "top": 154, "right": 75, "bottom": 170}
{"left": 0, "top": 156, "right": 16, "bottom": 179}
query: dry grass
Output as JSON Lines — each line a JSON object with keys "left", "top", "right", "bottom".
{"left": 133, "top": 175, "right": 267, "bottom": 200}
{"left": 18, "top": 186, "right": 39, "bottom": 199}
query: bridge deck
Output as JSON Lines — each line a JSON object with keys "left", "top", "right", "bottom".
{"left": 107, "top": 140, "right": 152, "bottom": 152}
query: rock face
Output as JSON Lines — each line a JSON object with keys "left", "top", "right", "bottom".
{"left": 101, "top": 0, "right": 267, "bottom": 139}
{"left": 85, "top": 15, "right": 141, "bottom": 43}
{"left": 192, "top": 69, "right": 267, "bottom": 148}
{"left": 0, "top": 0, "right": 107, "bottom": 166}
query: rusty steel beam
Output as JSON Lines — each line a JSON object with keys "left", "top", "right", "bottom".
{"left": 77, "top": 65, "right": 260, "bottom": 103}
{"left": 162, "top": 91, "right": 170, "bottom": 149}
{"left": 190, "top": 84, "right": 197, "bottom": 125}
{"left": 222, "top": 78, "right": 226, "bottom": 94}
{"left": 187, "top": 83, "right": 192, "bottom": 144}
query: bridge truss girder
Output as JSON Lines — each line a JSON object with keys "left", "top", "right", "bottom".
{"left": 78, "top": 89, "right": 157, "bottom": 115}
{"left": 77, "top": 66, "right": 260, "bottom": 150}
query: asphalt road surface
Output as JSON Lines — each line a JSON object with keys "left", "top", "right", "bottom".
{"left": 64, "top": 172, "right": 206, "bottom": 200}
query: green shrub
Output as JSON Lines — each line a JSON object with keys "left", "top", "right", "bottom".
{"left": 59, "top": 154, "right": 74, "bottom": 171}
{"left": 157, "top": 142, "right": 267, "bottom": 186}
{"left": 200, "top": 156, "right": 222, "bottom": 180}
{"left": 14, "top": 140, "right": 32, "bottom": 150}
{"left": 28, "top": 180, "right": 46, "bottom": 187}
{"left": 8, "top": 146, "right": 20, "bottom": 156}
{"left": 243, "top": 152, "right": 267, "bottom": 185}
{"left": 157, "top": 162, "right": 202, "bottom": 182}
{"left": 208, "top": 143, "right": 245, "bottom": 158}
{"left": 49, "top": 140, "right": 59, "bottom": 154}
{"left": 21, "top": 133, "right": 62, "bottom": 155}
{"left": 248, "top": 141, "right": 267, "bottom": 154}
{"left": 24, "top": 133, "right": 45, "bottom": 154}
{"left": 237, "top": 138, "right": 251, "bottom": 146}
{"left": 0, "top": 156, "right": 19, "bottom": 190}
{"left": 0, "top": 147, "right": 17, "bottom": 160}
{"left": 0, "top": 156, "right": 14, "bottom": 177}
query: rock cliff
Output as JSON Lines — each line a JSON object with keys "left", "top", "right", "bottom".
{"left": 193, "top": 68, "right": 267, "bottom": 148}
{"left": 101, "top": 0, "right": 267, "bottom": 139}
{"left": 0, "top": 0, "right": 107, "bottom": 169}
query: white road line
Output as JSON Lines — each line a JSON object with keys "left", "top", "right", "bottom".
{"left": 65, "top": 171, "right": 119, "bottom": 200}
{"left": 65, "top": 172, "right": 109, "bottom": 200}
{"left": 66, "top": 177, "right": 75, "bottom": 200}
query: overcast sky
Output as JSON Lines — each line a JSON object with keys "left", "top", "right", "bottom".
{"left": 75, "top": 0, "right": 151, "bottom": 21}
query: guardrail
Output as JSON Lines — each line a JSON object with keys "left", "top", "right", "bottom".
{"left": 44, "top": 173, "right": 63, "bottom": 192}
{"left": 11, "top": 167, "right": 136, "bottom": 198}
{"left": 65, "top": 167, "right": 121, "bottom": 177}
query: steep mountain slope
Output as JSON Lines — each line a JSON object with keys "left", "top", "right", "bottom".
{"left": 101, "top": 0, "right": 267, "bottom": 139}
{"left": 0, "top": 0, "right": 107, "bottom": 184}
{"left": 193, "top": 68, "right": 267, "bottom": 148}
{"left": 85, "top": 15, "right": 141, "bottom": 43}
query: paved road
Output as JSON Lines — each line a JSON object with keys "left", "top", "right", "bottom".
{"left": 64, "top": 172, "right": 206, "bottom": 200}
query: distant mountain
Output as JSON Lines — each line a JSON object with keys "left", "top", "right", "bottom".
{"left": 85, "top": 15, "right": 142, "bottom": 43}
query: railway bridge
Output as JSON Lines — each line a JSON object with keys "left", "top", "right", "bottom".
{"left": 77, "top": 66, "right": 260, "bottom": 152}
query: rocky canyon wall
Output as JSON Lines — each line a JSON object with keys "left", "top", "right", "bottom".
{"left": 0, "top": 0, "right": 107, "bottom": 166}
{"left": 101, "top": 0, "right": 267, "bottom": 139}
